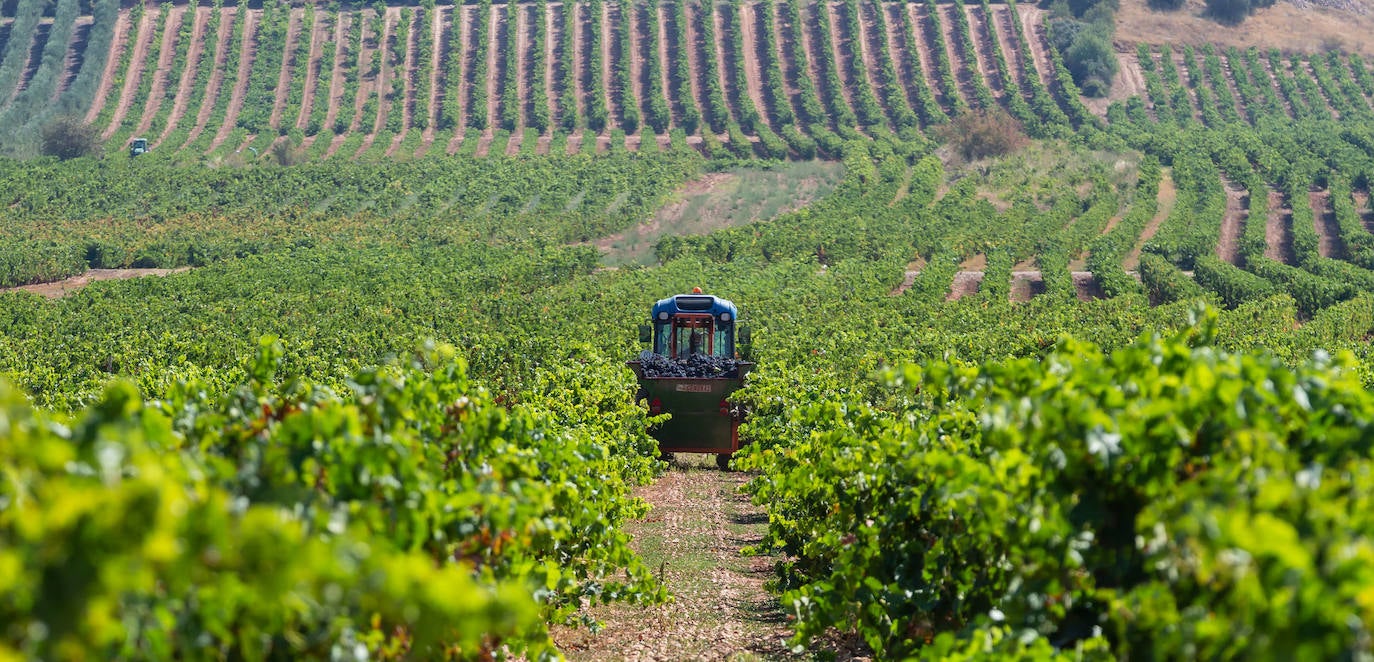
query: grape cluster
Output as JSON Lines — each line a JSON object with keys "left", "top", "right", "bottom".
{"left": 636, "top": 351, "right": 741, "bottom": 379}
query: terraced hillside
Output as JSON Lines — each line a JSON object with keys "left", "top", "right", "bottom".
{"left": 6, "top": 1, "right": 1374, "bottom": 304}
{"left": 0, "top": 0, "right": 1098, "bottom": 160}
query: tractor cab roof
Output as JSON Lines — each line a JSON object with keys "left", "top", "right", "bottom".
{"left": 651, "top": 292, "right": 739, "bottom": 321}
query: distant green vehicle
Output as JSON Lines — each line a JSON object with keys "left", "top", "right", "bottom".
{"left": 129, "top": 137, "right": 149, "bottom": 156}
{"left": 628, "top": 289, "right": 753, "bottom": 469}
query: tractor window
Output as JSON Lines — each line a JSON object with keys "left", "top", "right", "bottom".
{"left": 674, "top": 325, "right": 710, "bottom": 357}
{"left": 654, "top": 315, "right": 733, "bottom": 358}
{"left": 713, "top": 324, "right": 733, "bottom": 357}
{"left": 654, "top": 324, "right": 672, "bottom": 356}
{"left": 662, "top": 315, "right": 714, "bottom": 358}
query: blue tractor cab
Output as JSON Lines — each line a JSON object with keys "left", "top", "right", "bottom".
{"left": 647, "top": 292, "right": 741, "bottom": 359}
{"left": 630, "top": 289, "right": 753, "bottom": 468}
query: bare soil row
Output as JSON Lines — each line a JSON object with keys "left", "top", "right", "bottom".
{"left": 65, "top": 1, "right": 1076, "bottom": 157}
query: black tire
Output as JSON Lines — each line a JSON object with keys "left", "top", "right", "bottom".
{"left": 716, "top": 453, "right": 733, "bottom": 471}
{"left": 659, "top": 452, "right": 675, "bottom": 463}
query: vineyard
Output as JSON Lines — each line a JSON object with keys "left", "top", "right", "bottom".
{"left": 5, "top": 0, "right": 1374, "bottom": 659}
{"left": 2, "top": 0, "right": 1091, "bottom": 159}
{"left": 2, "top": 0, "right": 1372, "bottom": 160}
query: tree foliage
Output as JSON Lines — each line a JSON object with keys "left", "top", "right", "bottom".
{"left": 40, "top": 116, "right": 102, "bottom": 160}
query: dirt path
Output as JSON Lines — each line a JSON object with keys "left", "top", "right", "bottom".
{"left": 571, "top": 1, "right": 590, "bottom": 132}
{"left": 793, "top": 1, "right": 829, "bottom": 126}
{"left": 294, "top": 9, "right": 326, "bottom": 130}
{"left": 551, "top": 462, "right": 831, "bottom": 661}
{"left": 209, "top": 8, "right": 258, "bottom": 151}
{"left": 683, "top": 3, "right": 709, "bottom": 129}
{"left": 422, "top": 6, "right": 445, "bottom": 146}
{"left": 1296, "top": 60, "right": 1336, "bottom": 120}
{"left": 656, "top": 4, "right": 677, "bottom": 127}
{"left": 348, "top": 9, "right": 391, "bottom": 158}
{"left": 1169, "top": 50, "right": 1203, "bottom": 123}
{"left": 882, "top": 3, "right": 920, "bottom": 119}
{"left": 772, "top": 1, "right": 802, "bottom": 109}
{"left": 822, "top": 1, "right": 861, "bottom": 117}
{"left": 1218, "top": 54, "right": 1249, "bottom": 121}
{"left": 906, "top": 3, "right": 946, "bottom": 109}
{"left": 600, "top": 1, "right": 619, "bottom": 130}
{"left": 1259, "top": 56, "right": 1296, "bottom": 119}
{"left": 966, "top": 4, "right": 1003, "bottom": 97}
{"left": 84, "top": 12, "right": 130, "bottom": 123}
{"left": 386, "top": 8, "right": 420, "bottom": 157}
{"left": 1217, "top": 176, "right": 1247, "bottom": 265}
{"left": 371, "top": 7, "right": 398, "bottom": 137}
{"left": 135, "top": 7, "right": 182, "bottom": 135}
{"left": 937, "top": 3, "right": 977, "bottom": 108}
{"left": 180, "top": 7, "right": 234, "bottom": 149}
{"left": 315, "top": 13, "right": 347, "bottom": 150}
{"left": 1310, "top": 188, "right": 1344, "bottom": 260}
{"left": 265, "top": 9, "right": 301, "bottom": 132}
{"left": 713, "top": 4, "right": 740, "bottom": 128}
{"left": 102, "top": 11, "right": 154, "bottom": 139}
{"left": 1265, "top": 188, "right": 1296, "bottom": 265}
{"left": 855, "top": 1, "right": 891, "bottom": 114}
{"left": 989, "top": 5, "right": 1027, "bottom": 95}
{"left": 2, "top": 268, "right": 191, "bottom": 299}
{"left": 735, "top": 2, "right": 771, "bottom": 131}
{"left": 404, "top": 9, "right": 421, "bottom": 134}
{"left": 545, "top": 3, "right": 559, "bottom": 133}
{"left": 345, "top": 10, "right": 377, "bottom": 135}
{"left": 55, "top": 17, "right": 93, "bottom": 102}
{"left": 1355, "top": 189, "right": 1374, "bottom": 233}
{"left": 447, "top": 5, "right": 473, "bottom": 154}
{"left": 625, "top": 1, "right": 646, "bottom": 131}
{"left": 156, "top": 6, "right": 208, "bottom": 147}
{"left": 947, "top": 270, "right": 984, "bottom": 301}
{"left": 1108, "top": 50, "right": 1147, "bottom": 116}
{"left": 487, "top": 5, "right": 502, "bottom": 132}
{"left": 1124, "top": 168, "right": 1177, "bottom": 271}
{"left": 1016, "top": 5, "right": 1054, "bottom": 90}
{"left": 507, "top": 3, "right": 529, "bottom": 134}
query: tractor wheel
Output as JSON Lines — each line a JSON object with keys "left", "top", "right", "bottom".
{"left": 716, "top": 453, "right": 733, "bottom": 471}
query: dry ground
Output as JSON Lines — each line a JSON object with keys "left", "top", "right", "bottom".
{"left": 552, "top": 455, "right": 863, "bottom": 661}
{"left": 594, "top": 162, "right": 843, "bottom": 265}
{"left": 1115, "top": 0, "right": 1374, "bottom": 55}
{"left": 1, "top": 268, "right": 191, "bottom": 298}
